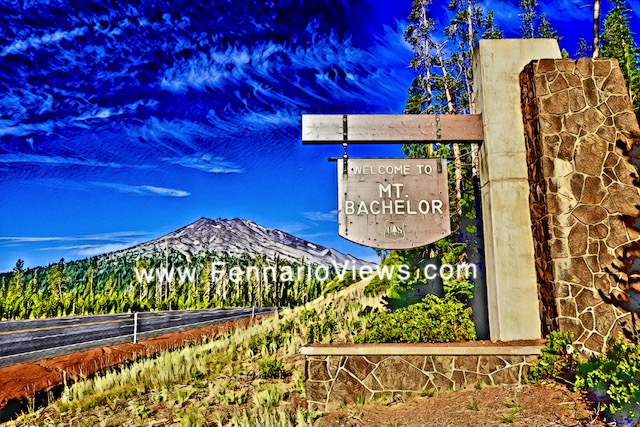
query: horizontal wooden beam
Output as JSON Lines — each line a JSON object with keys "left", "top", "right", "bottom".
{"left": 302, "top": 114, "right": 484, "bottom": 144}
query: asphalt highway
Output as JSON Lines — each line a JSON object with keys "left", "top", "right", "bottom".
{"left": 0, "top": 307, "right": 273, "bottom": 367}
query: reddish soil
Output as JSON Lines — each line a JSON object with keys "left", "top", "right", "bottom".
{"left": 0, "top": 315, "right": 266, "bottom": 411}
{"left": 316, "top": 383, "right": 605, "bottom": 426}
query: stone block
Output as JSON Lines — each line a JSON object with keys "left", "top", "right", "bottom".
{"left": 327, "top": 369, "right": 370, "bottom": 410}
{"left": 306, "top": 381, "right": 329, "bottom": 403}
{"left": 478, "top": 355, "right": 507, "bottom": 373}
{"left": 373, "top": 357, "right": 430, "bottom": 391}
{"left": 326, "top": 356, "right": 340, "bottom": 379}
{"left": 308, "top": 360, "right": 331, "bottom": 381}
{"left": 430, "top": 372, "right": 454, "bottom": 391}
{"left": 455, "top": 356, "right": 480, "bottom": 372}
{"left": 344, "top": 356, "right": 375, "bottom": 381}
{"left": 492, "top": 365, "right": 521, "bottom": 385}
{"left": 567, "top": 223, "right": 588, "bottom": 256}
{"left": 572, "top": 205, "right": 607, "bottom": 225}
{"left": 362, "top": 373, "right": 383, "bottom": 392}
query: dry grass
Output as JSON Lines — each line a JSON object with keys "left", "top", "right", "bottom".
{"left": 10, "top": 279, "right": 379, "bottom": 427}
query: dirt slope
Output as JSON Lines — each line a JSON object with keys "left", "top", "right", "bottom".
{"left": 0, "top": 315, "right": 264, "bottom": 412}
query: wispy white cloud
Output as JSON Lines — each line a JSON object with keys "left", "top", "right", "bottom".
{"left": 91, "top": 182, "right": 190, "bottom": 197}
{"left": 40, "top": 242, "right": 138, "bottom": 256}
{"left": 0, "top": 153, "right": 152, "bottom": 169}
{"left": 132, "top": 117, "right": 221, "bottom": 150}
{"left": 242, "top": 110, "right": 299, "bottom": 129}
{"left": 160, "top": 21, "right": 412, "bottom": 115}
{"left": 0, "top": 120, "right": 56, "bottom": 137}
{"left": 1, "top": 27, "right": 87, "bottom": 57}
{"left": 0, "top": 231, "right": 150, "bottom": 245}
{"left": 164, "top": 154, "right": 244, "bottom": 174}
{"left": 24, "top": 179, "right": 190, "bottom": 198}
{"left": 274, "top": 222, "right": 314, "bottom": 234}
{"left": 1, "top": 229, "right": 149, "bottom": 257}
{"left": 303, "top": 209, "right": 338, "bottom": 222}
{"left": 74, "top": 99, "right": 159, "bottom": 121}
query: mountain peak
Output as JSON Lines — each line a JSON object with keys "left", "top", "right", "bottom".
{"left": 119, "top": 217, "right": 372, "bottom": 268}
{"left": 192, "top": 217, "right": 214, "bottom": 225}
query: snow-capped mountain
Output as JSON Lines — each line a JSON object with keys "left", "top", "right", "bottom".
{"left": 112, "top": 217, "right": 373, "bottom": 268}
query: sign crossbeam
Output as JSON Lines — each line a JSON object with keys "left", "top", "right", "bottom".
{"left": 302, "top": 114, "right": 484, "bottom": 144}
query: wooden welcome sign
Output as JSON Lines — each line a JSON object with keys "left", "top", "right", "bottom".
{"left": 337, "top": 158, "right": 450, "bottom": 249}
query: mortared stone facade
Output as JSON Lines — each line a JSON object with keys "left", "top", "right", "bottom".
{"left": 520, "top": 58, "right": 640, "bottom": 353}
{"left": 306, "top": 353, "right": 538, "bottom": 411}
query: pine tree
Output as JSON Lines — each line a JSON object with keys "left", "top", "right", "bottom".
{"left": 519, "top": 0, "right": 538, "bottom": 38}
{"left": 538, "top": 14, "right": 561, "bottom": 41}
{"left": 575, "top": 37, "right": 590, "bottom": 58}
{"left": 600, "top": 0, "right": 640, "bottom": 113}
{"left": 47, "top": 258, "right": 67, "bottom": 301}
{"left": 483, "top": 11, "right": 503, "bottom": 40}
{"left": 402, "top": 0, "right": 502, "bottom": 270}
{"left": 11, "top": 259, "right": 24, "bottom": 291}
{"left": 518, "top": 0, "right": 560, "bottom": 40}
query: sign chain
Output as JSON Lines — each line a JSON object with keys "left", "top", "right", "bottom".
{"left": 342, "top": 114, "right": 348, "bottom": 176}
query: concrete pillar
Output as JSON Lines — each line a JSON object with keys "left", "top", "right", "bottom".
{"left": 472, "top": 39, "right": 561, "bottom": 341}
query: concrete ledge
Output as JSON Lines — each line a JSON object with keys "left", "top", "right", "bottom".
{"left": 301, "top": 342, "right": 544, "bottom": 356}
{"left": 303, "top": 344, "right": 544, "bottom": 411}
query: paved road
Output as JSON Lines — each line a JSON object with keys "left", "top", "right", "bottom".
{"left": 0, "top": 307, "right": 273, "bottom": 367}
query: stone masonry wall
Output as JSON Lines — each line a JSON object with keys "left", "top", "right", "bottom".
{"left": 520, "top": 58, "right": 640, "bottom": 353}
{"left": 306, "top": 354, "right": 537, "bottom": 411}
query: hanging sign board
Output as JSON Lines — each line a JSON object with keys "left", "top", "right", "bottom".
{"left": 338, "top": 158, "right": 450, "bottom": 249}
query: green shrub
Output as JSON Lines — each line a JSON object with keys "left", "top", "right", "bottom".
{"left": 257, "top": 356, "right": 286, "bottom": 379}
{"left": 322, "top": 274, "right": 357, "bottom": 296}
{"left": 364, "top": 274, "right": 392, "bottom": 297}
{"left": 354, "top": 295, "right": 476, "bottom": 343}
{"left": 306, "top": 312, "right": 338, "bottom": 343}
{"left": 248, "top": 328, "right": 289, "bottom": 354}
{"left": 298, "top": 308, "right": 319, "bottom": 323}
{"left": 443, "top": 278, "right": 474, "bottom": 303}
{"left": 364, "top": 252, "right": 406, "bottom": 297}
{"left": 528, "top": 331, "right": 576, "bottom": 383}
{"left": 575, "top": 338, "right": 640, "bottom": 425}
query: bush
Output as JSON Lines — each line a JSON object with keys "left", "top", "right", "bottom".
{"left": 305, "top": 306, "right": 338, "bottom": 343}
{"left": 575, "top": 338, "right": 640, "bottom": 426}
{"left": 363, "top": 274, "right": 392, "bottom": 297}
{"left": 354, "top": 295, "right": 476, "bottom": 343}
{"left": 248, "top": 328, "right": 290, "bottom": 354}
{"left": 528, "top": 331, "right": 577, "bottom": 383}
{"left": 322, "top": 274, "right": 357, "bottom": 296}
{"left": 443, "top": 278, "right": 474, "bottom": 303}
{"left": 364, "top": 252, "right": 405, "bottom": 297}
{"left": 257, "top": 356, "right": 286, "bottom": 379}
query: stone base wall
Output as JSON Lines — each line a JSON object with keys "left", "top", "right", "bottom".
{"left": 303, "top": 346, "right": 540, "bottom": 411}
{"left": 520, "top": 58, "right": 640, "bottom": 353}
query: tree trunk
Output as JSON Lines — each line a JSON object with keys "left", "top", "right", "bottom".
{"left": 420, "top": 2, "right": 436, "bottom": 157}
{"left": 593, "top": 0, "right": 600, "bottom": 58}
{"left": 435, "top": 44, "right": 455, "bottom": 114}
{"left": 435, "top": 44, "right": 464, "bottom": 223}
{"left": 466, "top": 0, "right": 479, "bottom": 177}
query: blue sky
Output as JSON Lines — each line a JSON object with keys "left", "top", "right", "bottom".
{"left": 0, "top": 0, "right": 638, "bottom": 272}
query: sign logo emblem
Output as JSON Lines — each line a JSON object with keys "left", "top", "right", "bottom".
{"left": 384, "top": 220, "right": 405, "bottom": 240}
